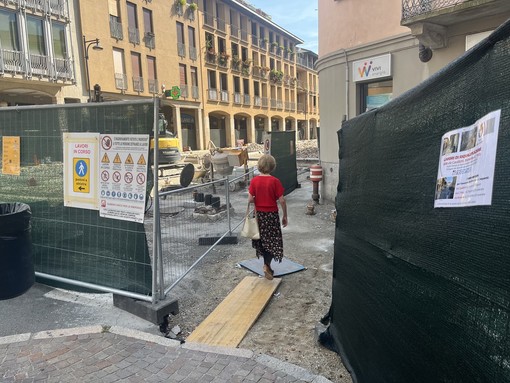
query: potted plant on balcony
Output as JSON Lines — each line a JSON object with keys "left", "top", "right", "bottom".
{"left": 189, "top": 2, "right": 198, "bottom": 10}
{"left": 261, "top": 66, "right": 270, "bottom": 77}
{"left": 218, "top": 52, "right": 229, "bottom": 66}
{"left": 269, "top": 69, "right": 283, "bottom": 83}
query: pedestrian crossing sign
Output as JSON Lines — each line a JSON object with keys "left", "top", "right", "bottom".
{"left": 73, "top": 158, "right": 90, "bottom": 193}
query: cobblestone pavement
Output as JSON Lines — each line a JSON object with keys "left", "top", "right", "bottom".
{"left": 0, "top": 326, "right": 332, "bottom": 383}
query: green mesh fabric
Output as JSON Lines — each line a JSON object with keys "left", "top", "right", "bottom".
{"left": 0, "top": 101, "right": 154, "bottom": 295}
{"left": 322, "top": 21, "right": 510, "bottom": 382}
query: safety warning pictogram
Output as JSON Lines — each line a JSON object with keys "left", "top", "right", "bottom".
{"left": 113, "top": 153, "right": 122, "bottom": 164}
{"left": 125, "top": 154, "right": 134, "bottom": 164}
{"left": 101, "top": 153, "right": 110, "bottom": 163}
{"left": 137, "top": 154, "right": 146, "bottom": 165}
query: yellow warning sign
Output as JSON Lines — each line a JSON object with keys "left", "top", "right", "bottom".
{"left": 73, "top": 158, "right": 90, "bottom": 193}
{"left": 113, "top": 153, "right": 122, "bottom": 164}
{"left": 101, "top": 153, "right": 110, "bottom": 163}
{"left": 125, "top": 154, "right": 134, "bottom": 164}
{"left": 2, "top": 136, "right": 21, "bottom": 175}
{"left": 137, "top": 154, "right": 146, "bottom": 165}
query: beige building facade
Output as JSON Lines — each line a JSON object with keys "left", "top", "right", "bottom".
{"left": 0, "top": 0, "right": 319, "bottom": 151}
{"left": 317, "top": 0, "right": 510, "bottom": 202}
{"left": 0, "top": 0, "right": 83, "bottom": 105}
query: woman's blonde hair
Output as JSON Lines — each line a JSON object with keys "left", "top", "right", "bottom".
{"left": 257, "top": 154, "right": 276, "bottom": 174}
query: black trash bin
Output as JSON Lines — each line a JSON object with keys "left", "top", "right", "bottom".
{"left": 0, "top": 202, "right": 34, "bottom": 300}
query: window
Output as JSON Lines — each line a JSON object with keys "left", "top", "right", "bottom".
{"left": 52, "top": 22, "right": 67, "bottom": 59}
{"left": 131, "top": 51, "right": 143, "bottom": 91}
{"left": 0, "top": 10, "right": 19, "bottom": 51}
{"left": 143, "top": 8, "right": 155, "bottom": 48}
{"left": 220, "top": 73, "right": 228, "bottom": 102}
{"left": 127, "top": 2, "right": 139, "bottom": 44}
{"left": 188, "top": 26, "right": 196, "bottom": 60}
{"left": 147, "top": 56, "right": 157, "bottom": 93}
{"left": 113, "top": 48, "right": 127, "bottom": 90}
{"left": 208, "top": 70, "right": 217, "bottom": 100}
{"left": 358, "top": 80, "right": 393, "bottom": 114}
{"left": 177, "top": 22, "right": 185, "bottom": 57}
{"left": 27, "top": 17, "right": 46, "bottom": 55}
{"left": 179, "top": 64, "right": 188, "bottom": 97}
{"left": 109, "top": 0, "right": 122, "bottom": 39}
{"left": 190, "top": 66, "right": 199, "bottom": 98}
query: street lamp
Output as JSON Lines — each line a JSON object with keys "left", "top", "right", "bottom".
{"left": 83, "top": 36, "right": 103, "bottom": 102}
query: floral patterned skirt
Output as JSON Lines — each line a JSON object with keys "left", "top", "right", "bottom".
{"left": 252, "top": 211, "right": 283, "bottom": 263}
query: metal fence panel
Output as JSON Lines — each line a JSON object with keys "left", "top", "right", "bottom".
{"left": 0, "top": 101, "right": 154, "bottom": 295}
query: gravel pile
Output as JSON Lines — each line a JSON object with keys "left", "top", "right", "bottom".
{"left": 247, "top": 139, "right": 319, "bottom": 159}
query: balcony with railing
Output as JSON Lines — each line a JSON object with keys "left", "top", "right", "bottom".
{"left": 220, "top": 90, "right": 229, "bottom": 102}
{"left": 54, "top": 57, "right": 73, "bottom": 80}
{"left": 261, "top": 97, "right": 268, "bottom": 108}
{"left": 110, "top": 19, "right": 123, "bottom": 40}
{"left": 115, "top": 73, "right": 128, "bottom": 91}
{"left": 231, "top": 24, "right": 240, "bottom": 39}
{"left": 49, "top": 0, "right": 68, "bottom": 18}
{"left": 233, "top": 92, "right": 242, "bottom": 104}
{"left": 253, "top": 95, "right": 261, "bottom": 107}
{"left": 0, "top": 49, "right": 24, "bottom": 75}
{"left": 208, "top": 88, "right": 218, "bottom": 101}
{"left": 180, "top": 85, "right": 188, "bottom": 98}
{"left": 177, "top": 43, "right": 186, "bottom": 58}
{"left": 128, "top": 27, "right": 140, "bottom": 45}
{"left": 401, "top": 0, "right": 510, "bottom": 48}
{"left": 205, "top": 51, "right": 217, "bottom": 64}
{"left": 191, "top": 85, "right": 199, "bottom": 99}
{"left": 217, "top": 18, "right": 226, "bottom": 33}
{"left": 203, "top": 12, "right": 215, "bottom": 28}
{"left": 189, "top": 46, "right": 197, "bottom": 60}
{"left": 240, "top": 29, "right": 248, "bottom": 43}
{"left": 243, "top": 94, "right": 250, "bottom": 105}
{"left": 148, "top": 78, "right": 158, "bottom": 94}
{"left": 29, "top": 53, "right": 49, "bottom": 76}
{"left": 270, "top": 98, "right": 277, "bottom": 109}
{"left": 144, "top": 33, "right": 155, "bottom": 49}
{"left": 133, "top": 76, "right": 144, "bottom": 92}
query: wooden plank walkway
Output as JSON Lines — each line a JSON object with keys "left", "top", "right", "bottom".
{"left": 186, "top": 276, "right": 281, "bottom": 347}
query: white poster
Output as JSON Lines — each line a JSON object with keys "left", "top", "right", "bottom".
{"left": 434, "top": 110, "right": 500, "bottom": 208}
{"left": 99, "top": 134, "right": 150, "bottom": 223}
{"left": 63, "top": 133, "right": 100, "bottom": 210}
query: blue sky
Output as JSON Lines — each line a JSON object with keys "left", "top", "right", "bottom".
{"left": 246, "top": 0, "right": 319, "bottom": 53}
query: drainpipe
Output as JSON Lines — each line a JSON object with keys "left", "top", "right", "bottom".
{"left": 339, "top": 49, "right": 349, "bottom": 120}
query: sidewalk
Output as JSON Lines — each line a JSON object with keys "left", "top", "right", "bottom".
{"left": 0, "top": 322, "right": 332, "bottom": 382}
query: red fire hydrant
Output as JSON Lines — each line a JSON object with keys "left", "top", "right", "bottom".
{"left": 310, "top": 164, "right": 323, "bottom": 203}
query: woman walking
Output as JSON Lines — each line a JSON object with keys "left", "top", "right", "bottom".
{"left": 248, "top": 154, "right": 288, "bottom": 280}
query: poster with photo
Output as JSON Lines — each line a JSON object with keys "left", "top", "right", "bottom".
{"left": 434, "top": 110, "right": 500, "bottom": 208}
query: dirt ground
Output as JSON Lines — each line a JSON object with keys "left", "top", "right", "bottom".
{"left": 164, "top": 172, "right": 353, "bottom": 383}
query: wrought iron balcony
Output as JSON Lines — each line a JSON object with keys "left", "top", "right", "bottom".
{"left": 128, "top": 27, "right": 140, "bottom": 45}
{"left": 110, "top": 19, "right": 124, "bottom": 40}
{"left": 144, "top": 33, "right": 155, "bottom": 49}
{"left": 148, "top": 79, "right": 158, "bottom": 94}
{"left": 220, "top": 90, "right": 229, "bottom": 102}
{"left": 191, "top": 86, "right": 199, "bottom": 99}
{"left": 115, "top": 73, "right": 128, "bottom": 91}
{"left": 0, "top": 49, "right": 24, "bottom": 76}
{"left": 401, "top": 0, "right": 510, "bottom": 28}
{"left": 132, "top": 76, "right": 144, "bottom": 93}
{"left": 180, "top": 85, "right": 188, "bottom": 98}
{"left": 401, "top": 0, "right": 510, "bottom": 48}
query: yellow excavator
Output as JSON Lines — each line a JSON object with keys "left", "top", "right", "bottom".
{"left": 149, "top": 113, "right": 181, "bottom": 165}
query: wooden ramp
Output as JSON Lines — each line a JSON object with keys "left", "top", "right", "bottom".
{"left": 186, "top": 276, "right": 281, "bottom": 347}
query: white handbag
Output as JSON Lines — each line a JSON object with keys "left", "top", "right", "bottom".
{"left": 240, "top": 204, "right": 260, "bottom": 240}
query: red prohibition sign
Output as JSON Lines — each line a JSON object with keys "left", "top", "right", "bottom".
{"left": 101, "top": 135, "right": 112, "bottom": 150}
{"left": 101, "top": 170, "right": 109, "bottom": 181}
{"left": 113, "top": 171, "right": 122, "bottom": 183}
{"left": 124, "top": 172, "right": 133, "bottom": 183}
{"left": 136, "top": 173, "right": 146, "bottom": 185}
